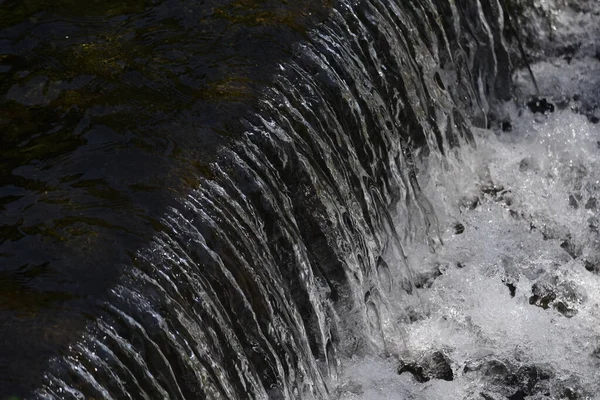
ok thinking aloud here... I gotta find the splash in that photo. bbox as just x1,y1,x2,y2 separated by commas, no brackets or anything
336,38,600,400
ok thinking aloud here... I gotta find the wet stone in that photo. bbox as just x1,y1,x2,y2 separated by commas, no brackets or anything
527,97,555,114
504,281,517,297
414,266,443,289
569,194,579,209
464,356,557,397
519,157,533,172
454,223,465,235
397,351,453,382
554,301,578,318
591,345,600,359
461,196,479,210
560,238,578,259
509,209,521,219
588,217,599,233
529,292,556,310
585,197,597,210
528,278,584,317
481,183,505,197
564,387,580,400
507,389,527,400
463,357,511,382
480,392,508,400
584,260,597,272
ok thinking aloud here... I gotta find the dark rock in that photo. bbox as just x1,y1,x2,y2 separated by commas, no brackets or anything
554,301,577,318
505,281,517,297
560,238,578,259
519,157,534,172
501,120,513,132
414,266,443,289
426,351,454,381
465,356,585,398
559,43,579,63
569,194,579,209
584,260,596,272
398,363,429,383
528,278,583,317
495,364,553,398
454,223,465,234
588,217,599,233
529,282,556,309
481,183,505,197
461,196,479,210
529,294,554,309
585,197,597,210
507,389,526,400
398,351,453,382
564,387,580,399
480,392,506,400
527,97,555,114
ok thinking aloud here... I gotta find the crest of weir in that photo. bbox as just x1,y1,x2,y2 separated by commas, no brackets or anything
33,0,512,398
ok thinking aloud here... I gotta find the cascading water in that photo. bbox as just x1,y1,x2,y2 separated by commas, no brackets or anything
20,0,508,398
1,0,598,398
336,1,600,399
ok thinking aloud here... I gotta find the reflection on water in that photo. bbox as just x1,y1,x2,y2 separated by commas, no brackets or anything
0,0,329,395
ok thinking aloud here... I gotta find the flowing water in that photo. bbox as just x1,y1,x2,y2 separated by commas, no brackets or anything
337,2,600,398
1,0,599,398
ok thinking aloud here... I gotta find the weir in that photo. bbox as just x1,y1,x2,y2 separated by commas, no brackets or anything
29,0,508,397
2,0,597,398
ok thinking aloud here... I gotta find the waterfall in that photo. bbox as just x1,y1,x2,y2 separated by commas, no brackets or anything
20,0,515,398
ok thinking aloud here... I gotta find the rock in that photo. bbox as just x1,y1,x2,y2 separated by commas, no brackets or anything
563,387,580,399
569,194,579,209
585,197,597,210
413,265,443,289
480,392,508,400
463,356,558,398
507,389,527,400
454,223,465,234
504,281,517,297
528,277,584,318
464,357,511,386
461,196,479,210
584,259,597,272
398,351,453,382
527,97,555,114
519,157,534,172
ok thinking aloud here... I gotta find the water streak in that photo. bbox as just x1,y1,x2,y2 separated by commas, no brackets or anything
32,0,511,397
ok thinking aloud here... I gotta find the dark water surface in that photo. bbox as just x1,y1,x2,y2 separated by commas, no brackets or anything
0,0,330,395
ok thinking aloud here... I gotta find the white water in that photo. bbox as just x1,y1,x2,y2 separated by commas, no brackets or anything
335,53,600,399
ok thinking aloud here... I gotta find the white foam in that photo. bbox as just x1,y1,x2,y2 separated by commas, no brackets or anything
335,66,600,398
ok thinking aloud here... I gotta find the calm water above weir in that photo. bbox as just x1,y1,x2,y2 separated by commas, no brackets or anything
0,1,330,394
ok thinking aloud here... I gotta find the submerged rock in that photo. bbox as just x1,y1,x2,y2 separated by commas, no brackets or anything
527,97,555,114
464,356,556,398
528,276,585,318
397,351,453,382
